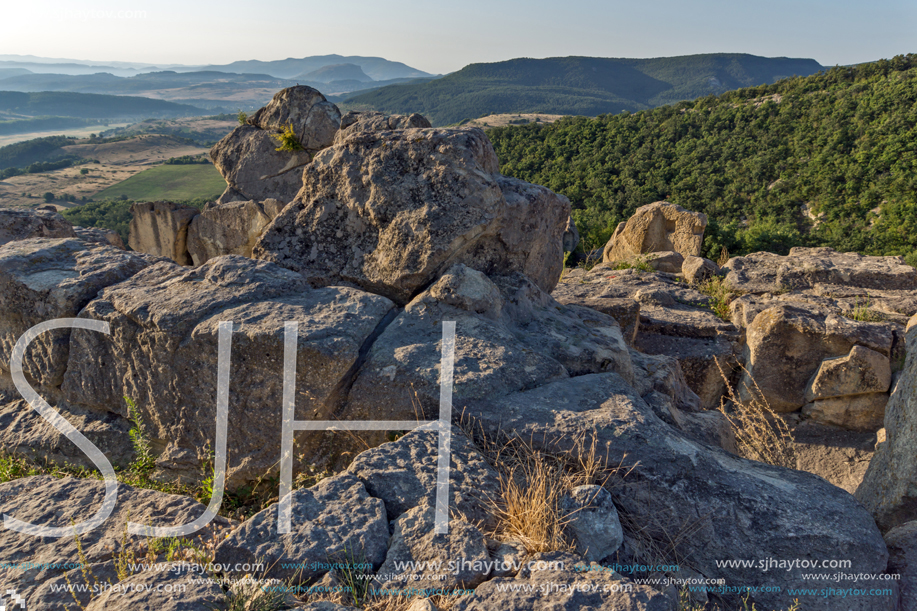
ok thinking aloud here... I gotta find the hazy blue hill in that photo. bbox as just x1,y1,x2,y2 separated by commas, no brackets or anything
0,91,205,119
342,53,824,125
297,63,373,83
195,55,432,81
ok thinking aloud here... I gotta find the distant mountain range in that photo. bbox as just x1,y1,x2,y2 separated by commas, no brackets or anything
342,53,824,125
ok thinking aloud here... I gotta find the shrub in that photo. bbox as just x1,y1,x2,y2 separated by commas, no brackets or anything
272,122,304,152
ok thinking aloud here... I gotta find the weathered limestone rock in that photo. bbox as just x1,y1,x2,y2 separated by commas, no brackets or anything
375,505,491,589
128,201,200,265
603,202,707,262
253,127,570,305
741,304,895,412
885,521,917,611
803,393,889,431
73,225,126,249
211,86,341,204
464,373,891,611
682,255,719,283
0,476,231,604
552,281,641,345
186,200,281,266
347,426,500,528
85,563,227,611
452,551,676,611
340,265,634,450
28,561,120,611
214,473,389,584
60,256,396,485
723,247,917,294
560,485,623,562
0,208,75,246
336,110,432,142
858,323,917,530
805,345,891,401
641,250,685,273
0,237,153,386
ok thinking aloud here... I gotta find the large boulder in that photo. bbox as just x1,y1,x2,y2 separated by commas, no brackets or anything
0,237,153,387
741,304,895,412
210,86,341,204
253,126,570,305
0,208,75,247
464,373,892,611
885,521,917,611
602,202,707,262
128,201,200,265
336,110,432,142
186,199,284,266
857,322,917,531
213,473,389,584
60,256,396,485
0,476,231,605
723,247,917,294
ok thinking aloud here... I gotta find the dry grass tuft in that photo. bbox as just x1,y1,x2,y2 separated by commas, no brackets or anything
715,359,796,469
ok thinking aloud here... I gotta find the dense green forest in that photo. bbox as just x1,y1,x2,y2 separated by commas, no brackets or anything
343,54,822,125
487,55,917,260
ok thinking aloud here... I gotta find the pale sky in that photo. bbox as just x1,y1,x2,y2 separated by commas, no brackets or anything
0,0,914,74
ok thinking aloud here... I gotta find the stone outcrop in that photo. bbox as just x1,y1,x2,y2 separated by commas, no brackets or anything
602,202,707,262
337,110,432,142
186,199,284,266
73,225,126,249
128,201,200,265
60,256,396,485
885,521,917,611
559,485,623,562
562,216,580,253
857,320,917,531
682,255,719,283
0,208,76,246
253,126,571,305
211,86,341,204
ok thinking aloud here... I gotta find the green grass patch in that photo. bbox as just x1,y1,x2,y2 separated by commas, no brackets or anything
92,163,225,202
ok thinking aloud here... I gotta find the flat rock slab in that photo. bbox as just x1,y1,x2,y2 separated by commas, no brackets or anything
0,209,75,247
0,476,231,603
60,256,395,485
213,473,388,584
0,237,152,387
84,563,226,611
463,373,891,611
347,425,500,529
793,421,876,493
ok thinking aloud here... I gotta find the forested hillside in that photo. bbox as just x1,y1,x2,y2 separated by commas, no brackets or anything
488,55,917,260
343,54,822,125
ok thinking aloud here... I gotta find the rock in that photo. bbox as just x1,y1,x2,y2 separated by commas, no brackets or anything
641,251,685,273
858,324,917,529
28,561,119,611
405,599,439,611
803,394,888,431
602,202,707,262
214,473,389,584
551,286,640,346
682,255,719,283
73,225,126,249
489,540,527,578
741,304,895,412
451,551,676,611
805,345,891,401
211,86,341,204
340,266,634,449
336,110,432,141
723,247,917,294
229,578,298,611
884,521,917,611
375,505,491,589
0,237,153,387
128,201,200,265
0,398,134,471
562,216,580,253
559,485,623,562
628,349,701,413
292,603,360,611
464,373,891,611
793,421,876,493
0,208,76,246
253,126,570,305
0,476,231,603
186,200,279,266
60,256,396,485
84,562,226,611
347,426,500,528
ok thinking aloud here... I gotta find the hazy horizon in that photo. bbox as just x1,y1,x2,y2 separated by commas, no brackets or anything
1,0,914,75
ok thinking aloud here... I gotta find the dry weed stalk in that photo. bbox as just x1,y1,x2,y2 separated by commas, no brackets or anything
715,358,796,468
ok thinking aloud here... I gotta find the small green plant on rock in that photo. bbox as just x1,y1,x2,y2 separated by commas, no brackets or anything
125,397,155,476
272,122,304,152
237,110,248,125
697,275,738,321
613,256,653,273
843,297,885,323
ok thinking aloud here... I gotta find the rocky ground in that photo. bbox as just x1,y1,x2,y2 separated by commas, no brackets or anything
0,85,915,611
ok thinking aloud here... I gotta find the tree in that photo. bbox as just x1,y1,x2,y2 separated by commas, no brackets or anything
43,192,54,203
